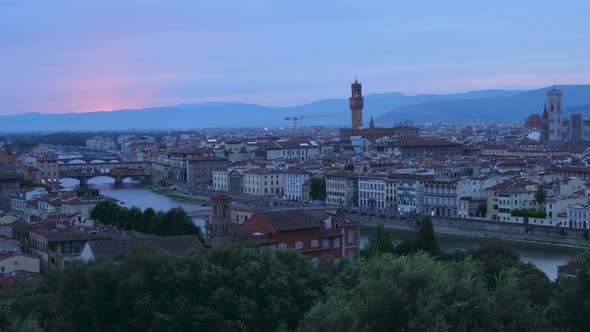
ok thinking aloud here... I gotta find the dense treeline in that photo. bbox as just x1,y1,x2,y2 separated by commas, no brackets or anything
90,201,204,242
0,245,328,331
2,221,590,331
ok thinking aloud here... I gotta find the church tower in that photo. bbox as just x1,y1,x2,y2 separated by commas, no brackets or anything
209,193,232,246
547,87,563,141
349,77,364,130
541,104,549,143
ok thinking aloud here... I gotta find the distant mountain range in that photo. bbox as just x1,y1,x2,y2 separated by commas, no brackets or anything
1,85,589,132
377,85,590,124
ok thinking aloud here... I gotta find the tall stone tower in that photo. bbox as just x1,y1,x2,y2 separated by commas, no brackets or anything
547,87,563,141
541,105,549,143
209,193,232,246
349,77,364,130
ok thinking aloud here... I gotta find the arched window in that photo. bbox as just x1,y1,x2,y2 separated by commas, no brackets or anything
348,230,355,243
311,257,319,267
295,241,303,249
310,240,318,248
278,243,287,250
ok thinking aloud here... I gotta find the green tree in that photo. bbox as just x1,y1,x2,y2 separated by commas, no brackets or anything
477,203,487,217
535,186,547,207
414,217,440,255
546,250,590,331
90,203,204,242
90,200,118,222
361,223,395,258
301,253,494,332
141,207,156,233
470,246,520,286
309,177,326,201
128,207,143,231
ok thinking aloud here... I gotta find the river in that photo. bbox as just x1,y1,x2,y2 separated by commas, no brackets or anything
61,177,581,280
60,177,210,229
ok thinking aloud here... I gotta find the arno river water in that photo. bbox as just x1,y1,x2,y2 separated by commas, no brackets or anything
61,177,583,280
60,177,210,230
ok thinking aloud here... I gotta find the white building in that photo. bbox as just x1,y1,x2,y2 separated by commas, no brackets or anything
283,170,311,201
456,176,508,218
392,174,432,214
254,140,320,161
567,204,590,229
423,179,458,217
358,175,387,209
86,137,116,151
10,188,47,219
326,172,358,207
486,179,540,222
212,169,228,191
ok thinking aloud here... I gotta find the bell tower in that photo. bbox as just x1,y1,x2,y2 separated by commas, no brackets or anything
349,77,364,130
209,193,232,246
547,87,563,141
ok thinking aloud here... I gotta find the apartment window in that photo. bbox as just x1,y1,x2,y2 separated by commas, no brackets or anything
311,240,318,248
348,230,355,243
295,241,303,249
278,243,287,250
322,239,329,248
311,257,319,266
334,238,340,248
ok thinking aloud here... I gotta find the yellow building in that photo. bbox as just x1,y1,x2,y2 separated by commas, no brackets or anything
0,252,40,274
243,169,284,197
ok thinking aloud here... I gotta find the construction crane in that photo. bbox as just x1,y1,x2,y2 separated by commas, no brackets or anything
284,115,339,138
284,116,304,137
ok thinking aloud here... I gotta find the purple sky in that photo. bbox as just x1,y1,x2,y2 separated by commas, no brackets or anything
1,0,589,115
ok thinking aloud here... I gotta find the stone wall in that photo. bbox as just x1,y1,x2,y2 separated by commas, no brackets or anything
343,211,590,248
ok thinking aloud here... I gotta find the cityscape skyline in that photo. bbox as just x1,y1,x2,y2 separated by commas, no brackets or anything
1,1,589,115
3,3,590,330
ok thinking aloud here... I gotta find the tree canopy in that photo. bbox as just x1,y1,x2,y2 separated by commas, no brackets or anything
414,217,440,255
90,200,204,243
1,233,590,331
309,177,326,201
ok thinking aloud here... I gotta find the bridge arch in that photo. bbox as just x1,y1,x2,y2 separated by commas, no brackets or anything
90,160,106,164
60,175,133,186
58,161,151,187
67,159,86,164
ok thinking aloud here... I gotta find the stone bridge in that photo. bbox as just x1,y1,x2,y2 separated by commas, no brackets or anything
58,162,151,186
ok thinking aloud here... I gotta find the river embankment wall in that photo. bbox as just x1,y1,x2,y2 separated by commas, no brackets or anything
346,212,590,249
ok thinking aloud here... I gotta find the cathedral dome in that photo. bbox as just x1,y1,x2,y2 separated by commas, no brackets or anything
524,114,543,128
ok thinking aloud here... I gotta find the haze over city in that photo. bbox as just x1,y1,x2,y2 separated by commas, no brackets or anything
1,0,590,115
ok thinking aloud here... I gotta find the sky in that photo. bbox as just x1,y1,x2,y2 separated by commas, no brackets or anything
1,0,589,115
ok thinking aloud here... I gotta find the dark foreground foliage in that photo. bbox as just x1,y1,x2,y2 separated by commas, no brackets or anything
2,238,590,331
